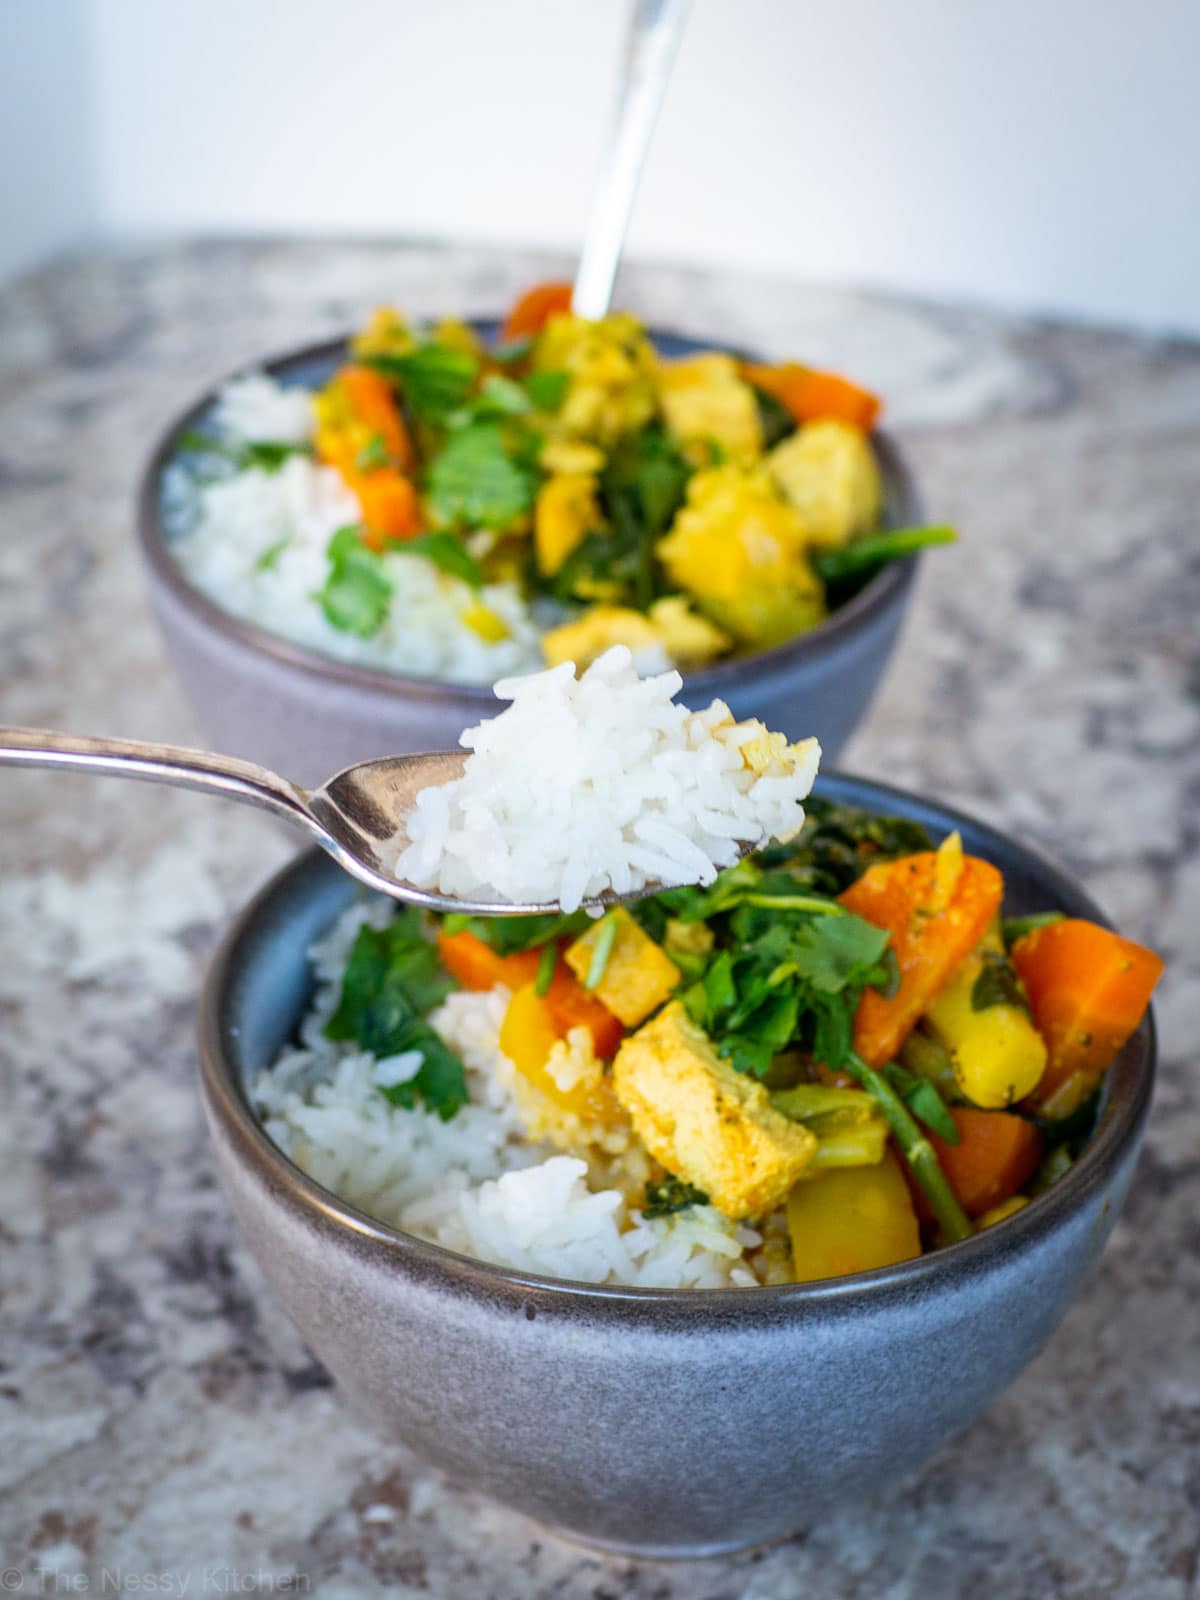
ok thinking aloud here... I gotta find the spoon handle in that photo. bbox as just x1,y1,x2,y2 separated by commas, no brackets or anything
0,726,314,830
571,0,691,320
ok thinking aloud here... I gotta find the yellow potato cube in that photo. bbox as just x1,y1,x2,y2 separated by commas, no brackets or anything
565,909,681,1028
542,607,663,670
658,353,764,464
657,466,825,648
767,419,882,549
612,1002,817,1218
787,1150,920,1282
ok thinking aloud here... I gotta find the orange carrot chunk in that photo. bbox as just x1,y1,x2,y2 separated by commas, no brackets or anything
352,469,420,547
502,280,574,343
929,1109,1042,1219
840,847,1004,1068
1012,919,1163,1119
435,928,625,1059
541,965,626,1060
436,928,544,993
742,360,882,432
337,364,414,471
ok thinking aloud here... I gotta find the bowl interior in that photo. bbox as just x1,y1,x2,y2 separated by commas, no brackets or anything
203,772,1156,1302
143,322,920,703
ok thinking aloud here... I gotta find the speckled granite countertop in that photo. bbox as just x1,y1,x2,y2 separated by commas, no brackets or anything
0,242,1196,1598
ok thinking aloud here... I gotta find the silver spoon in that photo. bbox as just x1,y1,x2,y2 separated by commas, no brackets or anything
571,0,691,319
0,727,750,917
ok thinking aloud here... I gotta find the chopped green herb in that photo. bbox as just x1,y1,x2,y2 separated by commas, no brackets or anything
255,536,290,572
316,526,392,637
427,423,534,530
364,343,480,426
175,430,308,474
324,910,467,1120
642,1175,708,1218
534,941,558,996
440,909,588,956
584,915,619,990
524,369,570,412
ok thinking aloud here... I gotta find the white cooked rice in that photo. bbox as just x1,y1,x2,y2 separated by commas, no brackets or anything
252,900,761,1289
397,646,821,912
166,373,545,684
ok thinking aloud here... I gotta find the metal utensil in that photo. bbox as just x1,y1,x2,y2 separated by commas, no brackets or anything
0,727,748,916
571,0,691,319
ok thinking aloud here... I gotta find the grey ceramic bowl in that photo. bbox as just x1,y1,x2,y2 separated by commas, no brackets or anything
197,774,1154,1557
139,326,922,787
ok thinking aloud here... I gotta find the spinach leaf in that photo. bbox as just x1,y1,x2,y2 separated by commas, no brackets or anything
316,526,392,636
751,384,795,449
782,798,934,895
547,426,690,610
325,912,467,1120
642,1175,708,1218
971,949,1030,1014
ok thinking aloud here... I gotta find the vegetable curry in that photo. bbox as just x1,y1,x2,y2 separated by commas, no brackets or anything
323,799,1162,1283
181,282,954,670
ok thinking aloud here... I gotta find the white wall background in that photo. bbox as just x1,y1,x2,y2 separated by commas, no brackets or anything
3,0,1198,332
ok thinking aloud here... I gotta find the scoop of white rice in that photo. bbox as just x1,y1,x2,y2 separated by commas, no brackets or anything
252,902,761,1288
212,371,316,445
397,646,821,912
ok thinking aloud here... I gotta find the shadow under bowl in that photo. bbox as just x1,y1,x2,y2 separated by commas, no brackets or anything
139,325,922,786
197,772,1155,1557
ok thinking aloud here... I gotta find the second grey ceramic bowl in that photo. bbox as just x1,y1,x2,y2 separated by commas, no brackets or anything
139,327,922,787
197,775,1155,1557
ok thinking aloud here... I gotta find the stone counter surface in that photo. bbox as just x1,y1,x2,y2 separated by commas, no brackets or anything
0,242,1196,1598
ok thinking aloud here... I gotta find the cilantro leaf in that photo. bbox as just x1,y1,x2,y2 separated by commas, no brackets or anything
325,912,467,1120
524,369,570,412
364,344,480,426
316,526,392,636
395,531,483,588
427,423,534,530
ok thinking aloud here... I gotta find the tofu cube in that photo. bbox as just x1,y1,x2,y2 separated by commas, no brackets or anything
565,909,681,1027
612,1001,817,1218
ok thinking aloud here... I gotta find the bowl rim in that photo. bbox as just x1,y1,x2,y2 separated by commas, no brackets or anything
198,771,1156,1321
137,325,921,706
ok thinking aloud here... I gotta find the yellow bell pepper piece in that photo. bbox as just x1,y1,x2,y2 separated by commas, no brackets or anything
534,472,601,577
499,983,623,1126
787,1149,921,1282
459,600,511,643
924,919,1048,1109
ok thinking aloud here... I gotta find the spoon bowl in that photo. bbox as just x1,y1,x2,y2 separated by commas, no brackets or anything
0,727,754,916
